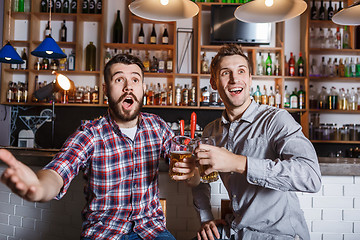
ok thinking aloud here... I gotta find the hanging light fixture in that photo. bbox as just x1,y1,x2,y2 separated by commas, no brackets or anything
332,1,360,26
31,2,66,59
234,0,307,23
128,0,199,21
0,0,24,64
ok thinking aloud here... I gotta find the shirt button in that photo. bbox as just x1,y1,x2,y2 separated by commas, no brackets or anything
233,194,236,198
134,184,137,188
231,172,234,175
230,128,234,132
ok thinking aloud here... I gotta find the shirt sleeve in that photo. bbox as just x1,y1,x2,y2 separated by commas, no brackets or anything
158,117,175,162
246,110,322,193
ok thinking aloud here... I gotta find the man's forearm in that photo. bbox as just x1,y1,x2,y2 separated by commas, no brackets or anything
36,169,64,202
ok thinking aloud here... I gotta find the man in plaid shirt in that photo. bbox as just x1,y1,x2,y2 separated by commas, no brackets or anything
0,54,195,239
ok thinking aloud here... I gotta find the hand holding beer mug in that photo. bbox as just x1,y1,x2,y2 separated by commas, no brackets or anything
169,136,194,179
196,136,219,183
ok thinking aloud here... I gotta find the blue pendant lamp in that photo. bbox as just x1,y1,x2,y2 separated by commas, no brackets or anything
0,42,24,64
31,2,66,59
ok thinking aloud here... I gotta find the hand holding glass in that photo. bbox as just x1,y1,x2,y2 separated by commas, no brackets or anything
196,136,219,183
169,136,194,179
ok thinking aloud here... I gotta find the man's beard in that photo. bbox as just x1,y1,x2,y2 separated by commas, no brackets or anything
108,92,143,122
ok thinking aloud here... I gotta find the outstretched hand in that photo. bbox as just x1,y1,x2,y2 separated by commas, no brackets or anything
0,149,44,202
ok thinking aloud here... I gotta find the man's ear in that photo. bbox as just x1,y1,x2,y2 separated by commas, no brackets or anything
210,77,217,90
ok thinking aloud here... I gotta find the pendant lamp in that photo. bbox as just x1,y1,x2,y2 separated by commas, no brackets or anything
332,1,360,26
31,3,66,59
0,42,24,64
234,0,307,23
0,0,24,64
129,0,199,21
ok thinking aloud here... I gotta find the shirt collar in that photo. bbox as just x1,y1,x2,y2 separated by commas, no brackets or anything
105,110,143,133
221,100,258,124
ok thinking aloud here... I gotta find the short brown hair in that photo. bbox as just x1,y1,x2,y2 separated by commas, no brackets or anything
210,44,252,82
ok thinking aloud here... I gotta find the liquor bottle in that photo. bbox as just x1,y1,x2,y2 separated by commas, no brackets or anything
342,26,350,49
62,0,69,13
20,48,27,70
60,20,67,42
253,85,261,104
147,83,154,105
175,84,182,106
327,0,334,20
150,24,157,44
290,88,299,109
150,56,159,72
274,53,280,76
349,87,358,110
34,58,41,70
82,0,89,13
189,84,197,106
201,52,210,74
318,86,327,109
158,52,165,73
338,58,345,77
154,83,161,105
167,84,173,106
104,48,111,65
309,85,318,109
162,25,169,44
275,84,281,108
297,52,304,76
55,0,62,13
96,0,102,14
59,50,67,71
356,58,360,77
200,86,210,106
181,84,189,106
350,58,356,77
89,0,95,13
44,21,52,37
283,85,290,108
68,51,75,71
320,56,327,77
310,0,317,20
161,84,167,106
288,52,295,76
318,0,325,20
327,28,336,49
335,27,341,49
138,23,145,44
337,0,343,12
143,51,150,72
318,27,325,48
268,86,275,107
265,52,272,76
333,58,339,76
91,85,99,104
327,86,338,109
71,0,77,13
166,50,173,73
344,58,350,77
40,0,48,12
85,42,96,71
327,57,335,76
298,85,306,109
257,52,264,75
42,58,49,70
18,0,24,12
261,85,268,105
112,10,123,43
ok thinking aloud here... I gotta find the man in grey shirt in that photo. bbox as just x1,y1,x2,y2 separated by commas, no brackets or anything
188,44,322,240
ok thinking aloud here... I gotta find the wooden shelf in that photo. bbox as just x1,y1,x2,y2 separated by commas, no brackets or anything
311,140,360,144
309,76,360,82
309,48,360,55
104,43,174,51
309,109,360,114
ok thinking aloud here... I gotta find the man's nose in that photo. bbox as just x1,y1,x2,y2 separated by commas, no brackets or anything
123,79,133,92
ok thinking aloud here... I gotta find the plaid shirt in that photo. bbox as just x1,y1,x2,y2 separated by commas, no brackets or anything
44,112,174,239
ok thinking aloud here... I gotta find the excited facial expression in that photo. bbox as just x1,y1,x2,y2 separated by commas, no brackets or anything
211,55,252,114
105,63,145,123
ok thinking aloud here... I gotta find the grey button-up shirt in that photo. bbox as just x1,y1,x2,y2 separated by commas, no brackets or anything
192,100,322,240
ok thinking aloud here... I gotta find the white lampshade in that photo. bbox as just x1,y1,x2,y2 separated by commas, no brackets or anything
129,0,199,21
332,1,360,26
234,0,307,23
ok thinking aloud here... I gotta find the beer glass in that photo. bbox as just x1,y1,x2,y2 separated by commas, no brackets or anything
169,135,194,178
196,136,219,183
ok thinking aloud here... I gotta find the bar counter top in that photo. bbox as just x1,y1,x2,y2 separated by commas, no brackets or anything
1,147,360,176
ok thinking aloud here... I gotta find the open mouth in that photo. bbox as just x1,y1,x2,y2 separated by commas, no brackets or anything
122,96,135,110
229,87,243,95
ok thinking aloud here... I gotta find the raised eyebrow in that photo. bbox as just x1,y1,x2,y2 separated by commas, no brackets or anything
111,71,142,79
219,64,248,72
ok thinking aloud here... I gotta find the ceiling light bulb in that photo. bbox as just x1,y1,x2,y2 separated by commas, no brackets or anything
265,0,274,7
46,50,54,54
5,57,11,60
160,0,169,6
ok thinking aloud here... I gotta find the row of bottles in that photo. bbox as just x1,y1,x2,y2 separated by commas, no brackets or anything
10,48,28,70
309,26,351,49
40,0,101,14
310,56,360,78
251,85,306,109
309,85,360,110
310,0,342,20
43,20,68,42
6,81,28,103
137,24,169,45
143,83,174,106
12,0,31,12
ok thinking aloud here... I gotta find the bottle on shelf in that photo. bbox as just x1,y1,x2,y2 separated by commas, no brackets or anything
68,51,76,71
356,58,360,77
261,85,268,105
85,42,96,71
42,58,49,70
274,53,280,76
166,50,173,73
327,57,335,77
290,88,299,109
337,0,343,12
319,86,328,109
150,24,157,44
162,25,169,45
268,86,275,107
328,86,338,109
309,85,318,109
318,0,325,20
318,27,326,48
338,88,348,110
175,84,181,106
158,52,166,73
150,56,159,72
298,85,306,109
257,52,264,75
89,0,96,13
189,84,197,106
34,58,41,70
113,10,123,43
200,86,210,106
104,48,111,65
6,82,13,103
167,84,173,106
335,27,342,49
327,0,334,20
181,84,189,106
45,21,52,37
342,26,350,49
160,84,167,106
201,52,210,74
283,85,290,108
143,51,150,72
327,28,336,49
147,83,154,105
338,58,345,77
344,58,350,77
275,84,281,108
320,56,327,77
20,48,27,70
349,87,358,110
297,52,304,76
60,20,67,42
59,51,67,71
265,52,272,76
96,0,102,14
310,0,317,20
40,0,48,12
18,0,24,12
71,0,77,13
138,23,145,44
288,52,295,76
55,0,62,13
333,58,339,76
253,85,261,104
350,58,356,77
82,0,89,13
62,0,69,13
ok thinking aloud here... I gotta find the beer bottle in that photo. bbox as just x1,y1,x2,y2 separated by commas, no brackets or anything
70,0,77,13
112,10,123,43
162,25,169,44
55,0,62,13
40,0,48,12
82,0,89,13
150,24,157,44
60,20,67,42
62,0,70,13
138,23,145,44
89,0,95,13
96,0,102,14
18,0,24,12
310,0,317,20
318,0,325,20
